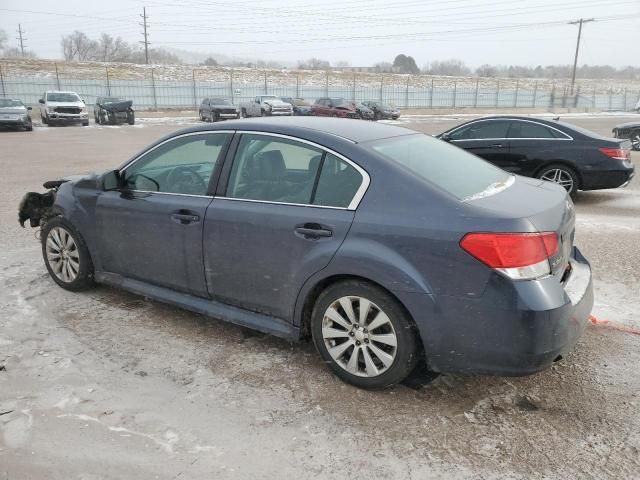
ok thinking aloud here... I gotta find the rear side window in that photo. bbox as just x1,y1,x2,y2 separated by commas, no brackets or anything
450,120,510,140
508,121,556,139
313,153,362,208
368,134,512,201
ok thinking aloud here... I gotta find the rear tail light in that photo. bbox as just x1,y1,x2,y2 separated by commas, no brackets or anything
460,232,559,280
599,147,630,161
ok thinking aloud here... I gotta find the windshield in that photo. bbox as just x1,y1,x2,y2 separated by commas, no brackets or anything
293,99,310,106
211,98,232,105
331,98,347,106
47,92,81,102
366,133,512,201
0,99,24,108
261,96,279,101
101,97,123,103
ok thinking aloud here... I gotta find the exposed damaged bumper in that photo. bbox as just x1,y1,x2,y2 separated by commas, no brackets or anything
18,180,68,227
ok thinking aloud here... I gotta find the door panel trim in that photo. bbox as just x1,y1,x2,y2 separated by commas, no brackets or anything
213,195,350,210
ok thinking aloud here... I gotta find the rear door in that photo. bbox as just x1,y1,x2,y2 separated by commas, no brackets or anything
95,131,232,296
449,119,512,167
506,120,571,175
203,132,368,321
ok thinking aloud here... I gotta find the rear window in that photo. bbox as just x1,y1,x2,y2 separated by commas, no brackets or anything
367,134,512,200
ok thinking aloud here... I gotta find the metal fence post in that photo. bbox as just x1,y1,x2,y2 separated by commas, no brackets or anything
495,80,499,108
0,64,5,97
352,73,356,102
574,85,580,108
151,68,158,111
296,73,299,98
514,79,519,108
532,81,538,108
562,86,567,108
623,88,628,111
608,89,612,111
550,81,555,109
404,75,410,108
105,66,111,96
230,69,234,101
55,63,61,90
429,78,434,108
452,81,457,108
264,71,268,94
592,86,596,109
192,69,197,111
325,70,329,96
379,74,383,102
474,78,479,108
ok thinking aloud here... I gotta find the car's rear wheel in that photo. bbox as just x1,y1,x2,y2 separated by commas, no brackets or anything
240,108,247,118
537,164,579,197
41,218,94,291
311,280,419,389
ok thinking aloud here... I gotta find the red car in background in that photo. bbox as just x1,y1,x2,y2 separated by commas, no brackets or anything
311,97,359,118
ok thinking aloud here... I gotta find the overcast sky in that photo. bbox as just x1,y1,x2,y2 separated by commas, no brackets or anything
1,0,639,67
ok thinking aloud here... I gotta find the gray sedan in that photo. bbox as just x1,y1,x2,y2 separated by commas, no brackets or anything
19,117,593,389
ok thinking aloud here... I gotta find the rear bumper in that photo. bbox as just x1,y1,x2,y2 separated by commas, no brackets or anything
396,246,593,375
581,164,634,190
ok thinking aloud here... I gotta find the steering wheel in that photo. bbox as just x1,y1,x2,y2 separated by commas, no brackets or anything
166,165,208,195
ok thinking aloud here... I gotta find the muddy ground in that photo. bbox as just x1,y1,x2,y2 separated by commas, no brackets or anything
1,114,639,479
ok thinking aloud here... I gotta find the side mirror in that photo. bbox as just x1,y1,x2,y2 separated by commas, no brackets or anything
27,106,32,110
102,170,121,191
440,133,452,143
38,98,45,104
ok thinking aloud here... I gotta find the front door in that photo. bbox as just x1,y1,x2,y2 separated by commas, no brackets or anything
95,131,231,296
203,133,367,321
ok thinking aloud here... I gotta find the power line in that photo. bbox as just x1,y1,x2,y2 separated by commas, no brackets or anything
139,7,150,64
16,23,27,56
568,18,595,94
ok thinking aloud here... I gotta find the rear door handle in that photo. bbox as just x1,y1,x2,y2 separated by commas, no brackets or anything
491,143,504,148
171,212,200,224
295,223,333,239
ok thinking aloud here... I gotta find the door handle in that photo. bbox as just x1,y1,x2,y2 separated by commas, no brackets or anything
491,143,504,148
295,223,333,239
171,212,200,224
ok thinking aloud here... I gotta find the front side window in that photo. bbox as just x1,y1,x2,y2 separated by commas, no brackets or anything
123,133,230,195
508,121,556,139
449,120,511,140
367,133,511,201
226,134,364,208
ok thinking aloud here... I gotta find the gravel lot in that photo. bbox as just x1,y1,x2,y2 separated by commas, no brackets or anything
1,114,639,479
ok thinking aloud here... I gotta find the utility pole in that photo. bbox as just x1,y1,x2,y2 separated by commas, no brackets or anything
16,24,26,57
140,7,150,64
568,18,594,95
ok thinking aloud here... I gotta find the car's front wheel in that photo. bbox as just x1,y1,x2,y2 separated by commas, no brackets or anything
537,164,579,197
311,280,419,389
41,218,94,291
631,131,640,151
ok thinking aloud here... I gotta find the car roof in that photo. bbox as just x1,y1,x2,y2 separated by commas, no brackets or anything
180,117,416,143
46,91,78,94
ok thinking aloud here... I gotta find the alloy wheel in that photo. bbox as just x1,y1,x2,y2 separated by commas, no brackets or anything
45,226,80,283
321,296,398,377
632,134,640,151
540,168,574,192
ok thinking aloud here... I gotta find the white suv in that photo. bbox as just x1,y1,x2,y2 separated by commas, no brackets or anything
38,91,89,126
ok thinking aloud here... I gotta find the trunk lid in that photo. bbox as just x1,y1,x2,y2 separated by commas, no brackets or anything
467,175,575,276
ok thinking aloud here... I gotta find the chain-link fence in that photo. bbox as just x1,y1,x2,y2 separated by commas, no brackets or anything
1,64,639,112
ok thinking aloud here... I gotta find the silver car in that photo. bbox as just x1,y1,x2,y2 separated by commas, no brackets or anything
0,98,33,131
38,91,89,127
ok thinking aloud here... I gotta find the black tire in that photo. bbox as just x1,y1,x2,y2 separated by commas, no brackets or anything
536,163,579,197
41,114,49,125
41,217,94,292
82,121,89,127
25,121,33,131
374,111,381,121
311,280,420,389
240,108,247,118
127,112,135,125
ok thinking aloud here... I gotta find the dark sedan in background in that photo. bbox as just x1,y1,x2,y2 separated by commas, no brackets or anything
95,97,135,125
199,97,239,122
280,97,313,116
19,118,592,389
0,98,33,131
612,121,640,151
439,116,634,196
361,101,400,120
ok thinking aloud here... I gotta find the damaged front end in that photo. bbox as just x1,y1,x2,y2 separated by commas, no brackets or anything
18,180,68,228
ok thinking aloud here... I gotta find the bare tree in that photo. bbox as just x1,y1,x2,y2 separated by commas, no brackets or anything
297,57,331,70
97,33,129,62
61,31,98,61
3,46,36,58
